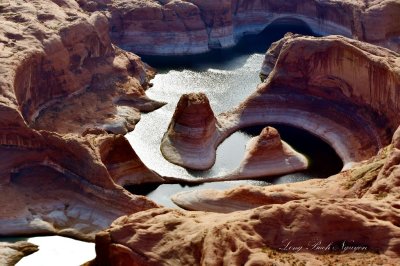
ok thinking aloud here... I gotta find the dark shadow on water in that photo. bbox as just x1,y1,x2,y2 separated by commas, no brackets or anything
127,21,333,207
140,19,318,72
124,183,161,196
125,124,343,207
186,124,343,179
241,124,343,179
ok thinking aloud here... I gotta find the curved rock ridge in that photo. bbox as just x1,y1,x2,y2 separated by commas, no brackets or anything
162,34,399,174
172,125,400,212
0,0,165,240
0,241,38,266
107,0,400,55
89,126,400,265
227,126,308,179
254,33,400,166
95,130,164,186
161,92,219,170
1,0,164,135
90,201,400,265
0,129,160,241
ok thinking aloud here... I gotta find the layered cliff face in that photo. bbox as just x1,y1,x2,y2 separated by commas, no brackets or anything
160,92,219,170
1,0,164,135
0,0,164,240
161,34,399,174
221,126,308,180
0,129,160,240
89,126,400,266
225,34,399,169
109,0,210,55
107,0,400,55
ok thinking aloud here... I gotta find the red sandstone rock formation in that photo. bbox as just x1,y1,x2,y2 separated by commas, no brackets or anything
0,0,164,135
161,34,398,176
107,0,400,55
162,107,308,176
0,242,38,266
223,126,308,179
223,34,399,170
89,126,400,266
161,92,219,170
0,129,160,240
0,0,164,240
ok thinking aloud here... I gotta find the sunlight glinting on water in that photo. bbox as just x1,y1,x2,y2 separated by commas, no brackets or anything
127,54,265,178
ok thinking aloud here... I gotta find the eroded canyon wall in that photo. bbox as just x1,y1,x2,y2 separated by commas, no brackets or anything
0,0,163,240
107,0,400,55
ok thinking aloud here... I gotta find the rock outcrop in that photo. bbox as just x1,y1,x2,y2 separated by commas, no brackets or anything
108,0,400,55
0,0,164,135
253,33,400,167
224,126,308,179
0,241,38,266
161,92,219,170
89,126,400,266
0,129,160,241
161,34,399,174
162,108,308,176
0,0,164,240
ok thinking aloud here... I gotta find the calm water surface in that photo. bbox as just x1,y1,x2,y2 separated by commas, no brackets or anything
1,23,339,265
126,23,342,207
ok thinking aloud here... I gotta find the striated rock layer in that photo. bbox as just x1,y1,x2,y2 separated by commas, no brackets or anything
0,129,160,241
161,92,219,170
0,0,164,135
0,241,38,266
225,126,308,180
172,126,400,212
0,0,164,240
108,0,400,55
162,34,400,173
89,126,400,266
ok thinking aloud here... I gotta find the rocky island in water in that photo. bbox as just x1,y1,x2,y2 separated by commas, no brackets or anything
0,0,400,265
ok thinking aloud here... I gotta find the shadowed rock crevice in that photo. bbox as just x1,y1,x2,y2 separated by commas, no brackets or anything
0,0,163,241
107,0,400,55
89,127,400,265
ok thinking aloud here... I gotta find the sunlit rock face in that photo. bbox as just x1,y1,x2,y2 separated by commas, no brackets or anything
0,129,160,241
161,34,399,176
0,0,163,240
89,126,400,266
225,126,308,179
108,0,400,55
231,33,399,169
0,242,38,266
161,92,219,170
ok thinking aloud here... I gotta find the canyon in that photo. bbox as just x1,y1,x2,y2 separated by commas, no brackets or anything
0,0,399,265
0,0,164,241
109,0,400,55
